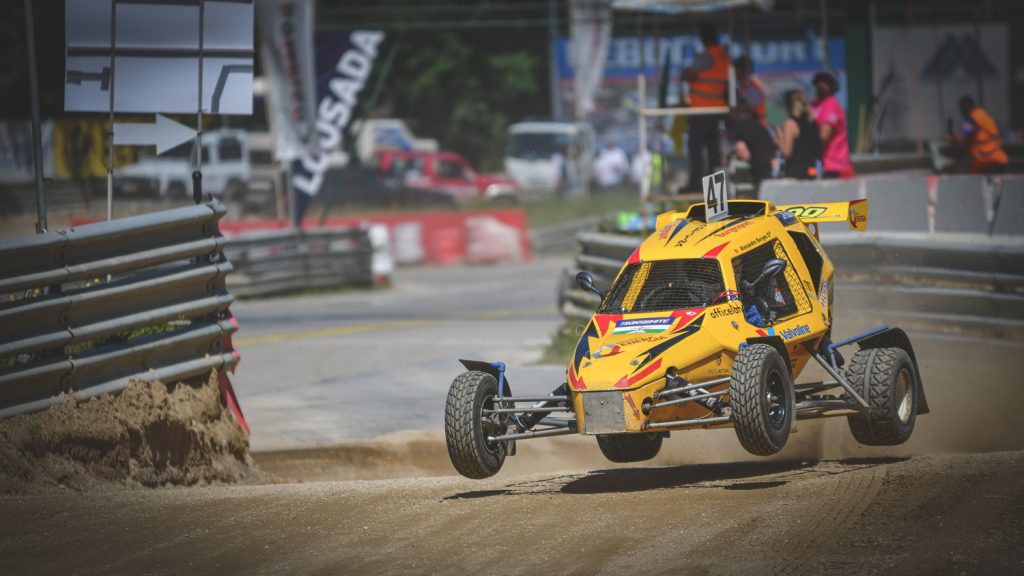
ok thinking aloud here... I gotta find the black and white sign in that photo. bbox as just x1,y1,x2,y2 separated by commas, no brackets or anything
64,0,254,115
702,170,729,222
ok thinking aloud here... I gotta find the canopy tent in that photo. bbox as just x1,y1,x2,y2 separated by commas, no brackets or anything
610,0,773,14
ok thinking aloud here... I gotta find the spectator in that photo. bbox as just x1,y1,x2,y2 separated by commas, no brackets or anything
592,140,629,188
630,147,663,190
954,95,1008,174
681,22,730,191
735,56,767,127
550,147,566,194
728,103,776,193
776,89,822,179
811,72,855,179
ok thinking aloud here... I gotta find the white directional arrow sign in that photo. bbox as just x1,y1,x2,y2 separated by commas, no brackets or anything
113,114,196,155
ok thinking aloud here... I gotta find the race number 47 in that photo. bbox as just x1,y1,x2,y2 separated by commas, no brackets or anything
702,170,729,222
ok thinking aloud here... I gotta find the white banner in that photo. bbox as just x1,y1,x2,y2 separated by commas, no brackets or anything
569,0,613,119
872,24,1009,141
257,0,318,162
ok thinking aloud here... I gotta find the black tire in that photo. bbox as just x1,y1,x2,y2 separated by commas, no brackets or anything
595,433,663,463
444,371,508,479
845,347,918,446
730,344,794,456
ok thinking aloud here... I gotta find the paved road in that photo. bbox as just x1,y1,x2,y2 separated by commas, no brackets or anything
230,256,570,451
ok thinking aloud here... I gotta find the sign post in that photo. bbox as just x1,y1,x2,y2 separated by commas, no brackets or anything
64,0,254,219
702,170,729,222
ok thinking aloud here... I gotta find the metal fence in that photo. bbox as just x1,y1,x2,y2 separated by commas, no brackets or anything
0,202,236,418
559,230,1024,342
224,228,373,297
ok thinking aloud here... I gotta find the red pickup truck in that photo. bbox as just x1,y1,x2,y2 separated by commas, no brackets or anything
375,150,519,201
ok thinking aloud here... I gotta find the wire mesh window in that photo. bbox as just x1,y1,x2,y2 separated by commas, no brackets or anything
731,240,811,325
599,259,725,314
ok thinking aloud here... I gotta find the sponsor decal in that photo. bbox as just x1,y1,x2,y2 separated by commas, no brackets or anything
658,223,675,239
775,211,798,226
617,335,666,347
593,344,623,359
625,394,643,420
739,232,771,251
613,317,675,334
710,304,743,319
780,324,811,340
673,223,707,247
783,206,827,218
714,220,753,237
663,219,690,245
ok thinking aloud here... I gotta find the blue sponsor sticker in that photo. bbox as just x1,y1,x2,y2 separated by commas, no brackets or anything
613,317,674,334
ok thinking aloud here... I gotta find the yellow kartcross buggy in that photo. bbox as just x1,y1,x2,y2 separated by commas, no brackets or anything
444,199,929,479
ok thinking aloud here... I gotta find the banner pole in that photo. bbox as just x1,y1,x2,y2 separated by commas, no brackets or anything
23,0,46,233
107,0,117,222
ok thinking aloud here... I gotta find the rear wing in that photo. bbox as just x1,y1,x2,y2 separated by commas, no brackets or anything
776,199,868,232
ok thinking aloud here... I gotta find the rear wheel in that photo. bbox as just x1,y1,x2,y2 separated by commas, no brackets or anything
444,371,508,479
845,347,918,446
596,433,663,463
730,344,794,456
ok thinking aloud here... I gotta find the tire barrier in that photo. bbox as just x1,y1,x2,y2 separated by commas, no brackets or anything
560,230,1024,342
0,202,240,419
759,174,1024,237
224,228,374,297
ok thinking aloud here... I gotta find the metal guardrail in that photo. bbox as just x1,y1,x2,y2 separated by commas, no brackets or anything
0,201,237,418
559,230,1024,341
224,228,373,297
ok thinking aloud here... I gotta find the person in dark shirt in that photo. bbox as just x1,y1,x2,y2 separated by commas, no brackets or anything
727,103,776,192
776,89,822,179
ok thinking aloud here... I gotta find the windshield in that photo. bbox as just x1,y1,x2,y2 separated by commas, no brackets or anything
600,259,726,314
506,132,571,160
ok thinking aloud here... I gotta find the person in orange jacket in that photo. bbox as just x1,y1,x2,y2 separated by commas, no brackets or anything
955,96,1009,174
681,23,730,191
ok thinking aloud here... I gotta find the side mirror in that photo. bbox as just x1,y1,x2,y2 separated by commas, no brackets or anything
742,258,787,292
760,258,787,282
576,271,605,299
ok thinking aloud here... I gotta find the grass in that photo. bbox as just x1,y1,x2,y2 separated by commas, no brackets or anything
537,320,587,365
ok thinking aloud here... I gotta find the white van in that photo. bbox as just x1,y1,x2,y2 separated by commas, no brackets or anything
504,121,594,194
116,129,250,199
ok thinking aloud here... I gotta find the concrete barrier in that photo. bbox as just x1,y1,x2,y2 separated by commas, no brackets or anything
934,176,989,234
864,175,930,232
993,176,1024,236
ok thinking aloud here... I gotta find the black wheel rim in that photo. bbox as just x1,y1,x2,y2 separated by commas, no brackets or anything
765,369,787,430
480,396,504,455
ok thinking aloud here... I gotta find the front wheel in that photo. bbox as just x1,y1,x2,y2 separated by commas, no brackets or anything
730,344,794,456
845,347,918,446
444,371,508,479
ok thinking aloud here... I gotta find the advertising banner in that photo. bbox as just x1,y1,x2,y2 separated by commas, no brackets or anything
569,0,614,119
257,0,318,162
290,30,384,199
872,24,1010,142
554,31,845,153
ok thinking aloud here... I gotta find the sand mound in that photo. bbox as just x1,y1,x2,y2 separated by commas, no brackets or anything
0,370,258,494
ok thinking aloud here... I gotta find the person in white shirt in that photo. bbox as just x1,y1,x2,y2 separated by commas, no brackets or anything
593,140,629,188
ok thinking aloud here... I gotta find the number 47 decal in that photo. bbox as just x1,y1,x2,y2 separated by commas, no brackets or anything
702,170,729,222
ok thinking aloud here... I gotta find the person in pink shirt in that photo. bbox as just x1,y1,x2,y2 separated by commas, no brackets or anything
811,72,855,179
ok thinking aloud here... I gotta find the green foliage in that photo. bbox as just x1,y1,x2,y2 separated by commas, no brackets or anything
382,28,545,171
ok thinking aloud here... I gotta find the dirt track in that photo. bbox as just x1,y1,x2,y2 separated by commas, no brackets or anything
0,450,1021,575
2,261,1023,574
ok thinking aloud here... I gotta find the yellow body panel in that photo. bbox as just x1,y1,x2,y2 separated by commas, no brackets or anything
568,200,851,435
